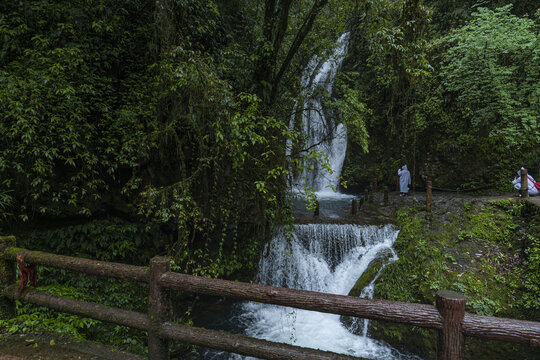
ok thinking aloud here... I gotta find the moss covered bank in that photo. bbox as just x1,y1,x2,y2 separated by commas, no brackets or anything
369,197,540,359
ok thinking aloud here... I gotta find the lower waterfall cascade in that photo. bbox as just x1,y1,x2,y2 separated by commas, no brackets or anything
200,223,424,360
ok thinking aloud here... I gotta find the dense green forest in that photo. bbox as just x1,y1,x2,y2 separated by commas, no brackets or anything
342,1,539,191
0,0,539,354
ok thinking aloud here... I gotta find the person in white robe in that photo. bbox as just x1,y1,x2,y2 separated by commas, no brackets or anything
512,168,539,196
398,165,411,196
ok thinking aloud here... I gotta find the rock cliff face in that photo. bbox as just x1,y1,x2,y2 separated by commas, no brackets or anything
356,195,540,359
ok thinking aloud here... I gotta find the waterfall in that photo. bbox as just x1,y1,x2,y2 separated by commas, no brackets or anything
228,224,421,360
194,34,423,360
196,225,424,360
255,224,398,291
294,33,349,194
217,35,422,360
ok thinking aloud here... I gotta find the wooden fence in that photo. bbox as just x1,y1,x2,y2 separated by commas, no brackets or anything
0,236,539,360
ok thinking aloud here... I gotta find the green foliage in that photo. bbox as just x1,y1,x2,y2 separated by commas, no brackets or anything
340,0,434,189
20,218,157,264
2,219,158,352
519,235,540,311
374,208,428,302
470,297,499,316
514,204,540,314
332,83,371,153
439,5,539,144
5,219,156,353
374,200,540,358
0,0,317,282
376,201,537,319
466,206,516,244
0,293,100,339
0,281,148,353
0,0,154,220
136,45,298,278
343,2,540,191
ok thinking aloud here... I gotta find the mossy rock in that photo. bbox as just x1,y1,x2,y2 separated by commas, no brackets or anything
341,248,394,331
348,248,394,298
368,200,540,359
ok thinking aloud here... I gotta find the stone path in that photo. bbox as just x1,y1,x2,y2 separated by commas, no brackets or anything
294,190,539,225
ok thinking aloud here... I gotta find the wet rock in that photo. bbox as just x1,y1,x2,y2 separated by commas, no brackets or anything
341,248,394,332
348,248,394,298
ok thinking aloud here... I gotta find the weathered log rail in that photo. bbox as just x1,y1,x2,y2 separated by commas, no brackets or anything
3,246,149,283
0,236,539,360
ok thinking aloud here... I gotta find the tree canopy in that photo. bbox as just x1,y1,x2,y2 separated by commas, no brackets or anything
439,5,539,143
0,0,539,277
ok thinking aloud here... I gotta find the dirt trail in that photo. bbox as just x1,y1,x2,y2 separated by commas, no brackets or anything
0,333,145,360
294,190,539,224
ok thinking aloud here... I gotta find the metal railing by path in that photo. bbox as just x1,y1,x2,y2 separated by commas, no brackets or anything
0,236,538,360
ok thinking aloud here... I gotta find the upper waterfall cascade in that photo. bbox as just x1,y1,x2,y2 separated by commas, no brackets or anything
294,33,350,194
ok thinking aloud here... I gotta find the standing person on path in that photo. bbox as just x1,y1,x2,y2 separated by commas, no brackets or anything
398,165,411,196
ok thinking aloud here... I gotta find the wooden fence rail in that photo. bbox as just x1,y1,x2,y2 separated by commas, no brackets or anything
0,237,539,360
2,246,149,283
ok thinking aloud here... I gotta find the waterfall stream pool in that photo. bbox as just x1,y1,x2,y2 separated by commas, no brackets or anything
188,196,423,360
292,191,356,218
186,32,424,359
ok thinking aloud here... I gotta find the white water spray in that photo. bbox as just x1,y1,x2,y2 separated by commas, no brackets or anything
294,33,350,193
229,224,421,360
200,34,424,360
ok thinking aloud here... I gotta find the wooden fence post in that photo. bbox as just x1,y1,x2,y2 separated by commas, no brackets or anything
149,256,170,360
383,186,389,206
364,188,369,204
351,199,357,215
426,181,432,213
521,169,529,198
0,236,16,319
436,290,466,360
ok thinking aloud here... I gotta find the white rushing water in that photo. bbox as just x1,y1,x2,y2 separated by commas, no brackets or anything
199,33,424,360
227,224,422,360
294,33,350,193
